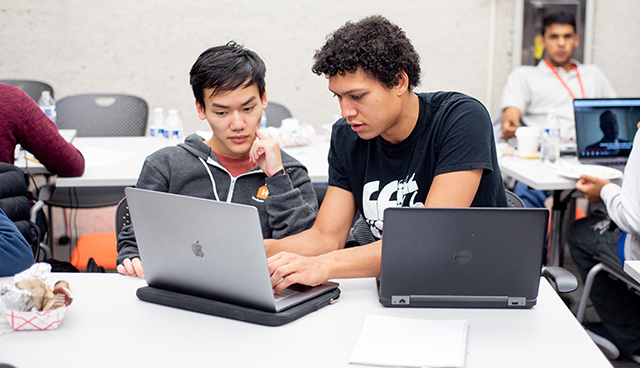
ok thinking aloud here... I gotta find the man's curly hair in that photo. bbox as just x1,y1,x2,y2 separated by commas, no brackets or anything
312,15,421,90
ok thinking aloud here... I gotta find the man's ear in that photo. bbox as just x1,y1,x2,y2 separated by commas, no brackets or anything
261,91,268,110
394,70,410,95
195,100,206,120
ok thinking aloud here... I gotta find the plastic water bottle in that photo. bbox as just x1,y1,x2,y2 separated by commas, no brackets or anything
149,107,165,138
260,111,267,130
541,109,560,164
165,109,184,141
38,91,57,124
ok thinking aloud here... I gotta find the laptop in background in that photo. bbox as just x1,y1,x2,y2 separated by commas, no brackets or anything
378,207,549,309
574,98,640,171
125,187,338,314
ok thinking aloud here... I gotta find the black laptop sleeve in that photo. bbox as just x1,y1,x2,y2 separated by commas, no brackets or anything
136,286,341,326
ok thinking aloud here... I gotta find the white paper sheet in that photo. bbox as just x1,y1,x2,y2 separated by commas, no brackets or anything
349,314,469,368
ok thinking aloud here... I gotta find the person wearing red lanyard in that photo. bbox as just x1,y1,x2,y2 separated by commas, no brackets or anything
499,11,616,142
498,11,616,209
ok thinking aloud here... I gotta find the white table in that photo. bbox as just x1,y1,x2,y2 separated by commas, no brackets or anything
281,135,330,183
0,274,611,368
499,155,580,267
498,155,579,191
55,136,175,188
624,260,640,283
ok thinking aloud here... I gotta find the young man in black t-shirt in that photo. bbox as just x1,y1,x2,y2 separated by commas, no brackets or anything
265,15,507,292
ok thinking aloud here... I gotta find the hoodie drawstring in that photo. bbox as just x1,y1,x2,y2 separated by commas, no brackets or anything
198,157,221,201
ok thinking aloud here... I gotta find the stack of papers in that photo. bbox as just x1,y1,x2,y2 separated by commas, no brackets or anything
349,314,469,368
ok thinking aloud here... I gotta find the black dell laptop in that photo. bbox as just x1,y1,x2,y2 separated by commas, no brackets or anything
378,207,549,309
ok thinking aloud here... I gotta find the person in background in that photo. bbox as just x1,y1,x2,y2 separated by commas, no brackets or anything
266,15,506,293
0,207,34,277
0,84,85,177
0,83,85,262
568,127,640,363
498,11,615,208
116,42,318,279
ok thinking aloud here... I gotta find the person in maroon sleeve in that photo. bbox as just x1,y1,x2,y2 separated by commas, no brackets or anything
0,84,85,177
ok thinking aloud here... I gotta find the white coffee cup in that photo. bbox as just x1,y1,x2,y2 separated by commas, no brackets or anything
515,127,540,158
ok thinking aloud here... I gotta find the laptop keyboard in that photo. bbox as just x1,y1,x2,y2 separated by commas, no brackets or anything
274,288,300,301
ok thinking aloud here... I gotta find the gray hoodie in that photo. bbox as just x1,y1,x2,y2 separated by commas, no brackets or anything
116,133,318,265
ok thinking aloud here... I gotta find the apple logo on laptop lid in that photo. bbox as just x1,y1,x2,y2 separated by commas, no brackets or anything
191,241,205,257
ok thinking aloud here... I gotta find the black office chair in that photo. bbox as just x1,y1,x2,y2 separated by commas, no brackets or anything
0,163,48,260
56,94,148,137
39,93,148,256
65,196,130,271
264,102,292,128
42,93,149,208
505,189,525,208
115,197,130,235
0,79,54,101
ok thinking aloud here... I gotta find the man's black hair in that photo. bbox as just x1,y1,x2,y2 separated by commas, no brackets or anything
189,41,266,110
312,15,421,90
542,11,576,35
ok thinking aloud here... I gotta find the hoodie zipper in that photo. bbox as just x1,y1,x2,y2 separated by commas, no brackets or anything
203,156,266,202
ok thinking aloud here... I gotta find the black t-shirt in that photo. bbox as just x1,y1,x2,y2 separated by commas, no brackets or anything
328,91,507,239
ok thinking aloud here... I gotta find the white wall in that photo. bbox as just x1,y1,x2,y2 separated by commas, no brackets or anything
1,0,638,134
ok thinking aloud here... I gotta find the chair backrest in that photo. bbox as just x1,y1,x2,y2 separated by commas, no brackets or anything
0,162,41,259
115,197,130,235
264,102,292,127
505,189,526,208
0,79,54,101
56,94,148,137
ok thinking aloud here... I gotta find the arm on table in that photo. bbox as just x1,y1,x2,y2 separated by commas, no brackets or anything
268,169,483,293
15,91,85,177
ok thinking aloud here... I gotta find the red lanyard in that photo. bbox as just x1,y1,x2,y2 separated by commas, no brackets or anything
545,59,585,99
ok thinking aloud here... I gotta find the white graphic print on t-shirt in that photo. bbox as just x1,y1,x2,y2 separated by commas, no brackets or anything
362,173,423,238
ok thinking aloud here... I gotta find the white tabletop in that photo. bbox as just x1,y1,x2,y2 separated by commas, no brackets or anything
498,155,580,191
55,136,175,188
281,134,330,183
0,274,610,368
624,260,640,283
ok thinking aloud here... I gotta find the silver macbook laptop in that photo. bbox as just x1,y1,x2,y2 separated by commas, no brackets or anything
125,187,338,313
574,98,640,171
378,207,549,309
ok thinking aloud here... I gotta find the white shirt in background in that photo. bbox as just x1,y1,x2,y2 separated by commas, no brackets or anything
500,60,616,139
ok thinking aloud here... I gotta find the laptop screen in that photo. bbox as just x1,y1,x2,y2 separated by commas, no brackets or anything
574,98,640,160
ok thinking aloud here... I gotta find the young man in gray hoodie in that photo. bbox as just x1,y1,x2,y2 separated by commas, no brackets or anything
117,42,318,278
